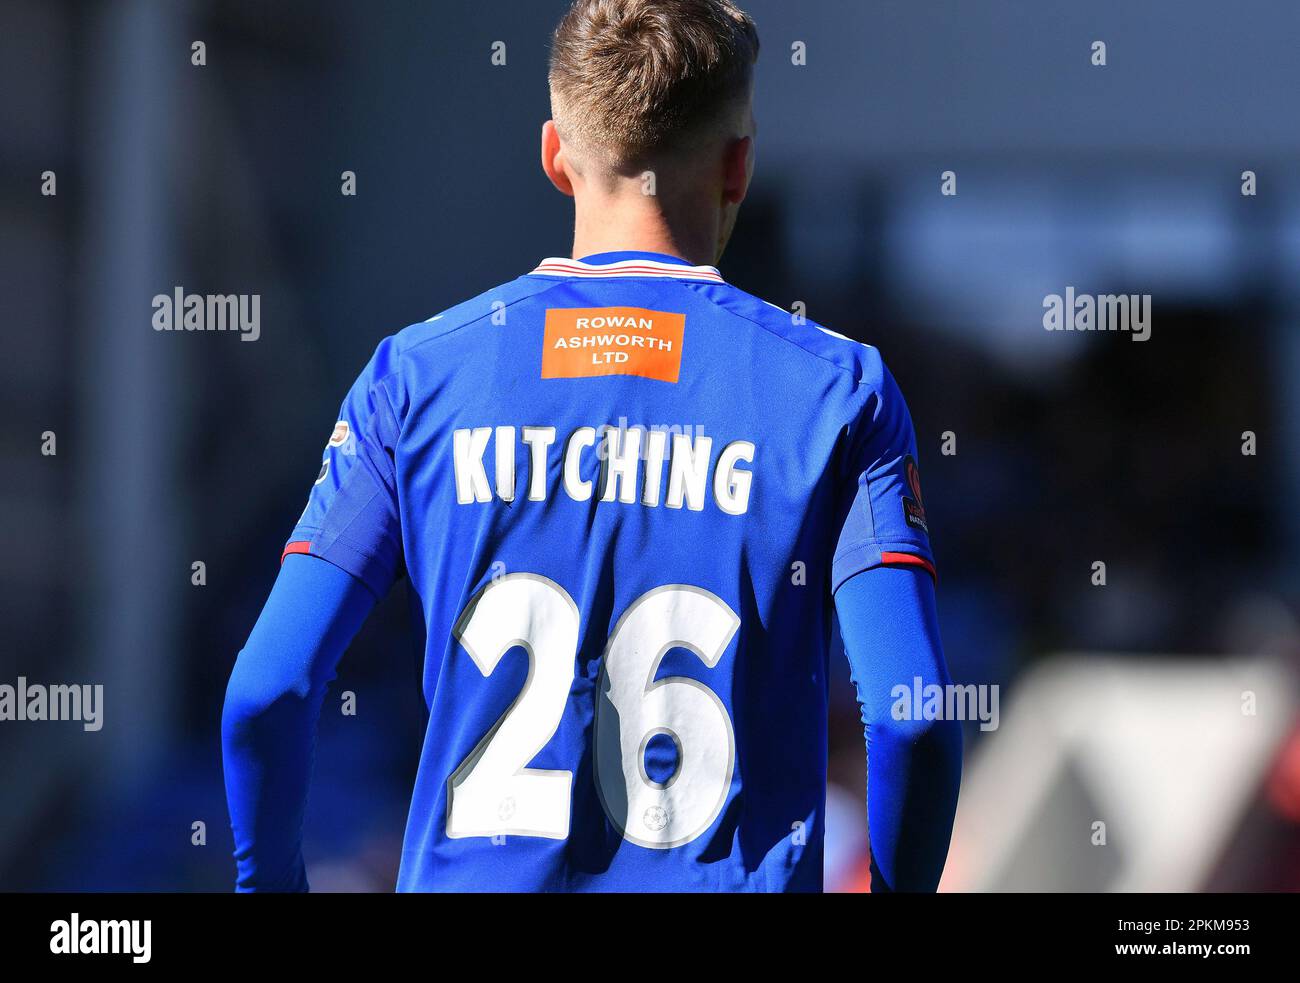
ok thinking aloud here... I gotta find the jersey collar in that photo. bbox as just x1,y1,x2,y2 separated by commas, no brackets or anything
530,250,724,282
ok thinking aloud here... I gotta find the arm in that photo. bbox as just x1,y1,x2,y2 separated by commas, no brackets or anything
835,564,962,892
221,553,377,892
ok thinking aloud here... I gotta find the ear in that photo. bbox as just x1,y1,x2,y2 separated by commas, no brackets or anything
721,134,753,206
541,121,575,198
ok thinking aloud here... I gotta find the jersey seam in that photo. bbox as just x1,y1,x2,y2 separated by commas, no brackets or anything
291,525,393,567
682,281,871,385
365,277,569,391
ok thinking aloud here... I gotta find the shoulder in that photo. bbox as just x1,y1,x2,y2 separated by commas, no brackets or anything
393,276,560,357
356,275,562,387
685,280,886,387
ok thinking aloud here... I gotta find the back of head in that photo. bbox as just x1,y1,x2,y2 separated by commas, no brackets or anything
548,0,760,173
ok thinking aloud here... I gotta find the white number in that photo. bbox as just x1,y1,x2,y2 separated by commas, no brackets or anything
594,586,739,848
446,574,578,839
446,578,739,847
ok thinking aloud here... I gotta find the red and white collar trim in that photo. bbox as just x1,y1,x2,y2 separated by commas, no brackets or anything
530,257,724,282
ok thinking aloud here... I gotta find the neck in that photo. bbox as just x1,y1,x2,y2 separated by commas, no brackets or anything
571,187,720,267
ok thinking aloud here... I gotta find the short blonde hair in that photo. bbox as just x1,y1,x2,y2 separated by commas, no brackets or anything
549,0,760,168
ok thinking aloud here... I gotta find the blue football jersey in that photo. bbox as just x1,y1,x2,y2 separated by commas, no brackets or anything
285,251,935,891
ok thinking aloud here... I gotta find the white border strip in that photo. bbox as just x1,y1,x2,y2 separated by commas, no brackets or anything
530,257,724,282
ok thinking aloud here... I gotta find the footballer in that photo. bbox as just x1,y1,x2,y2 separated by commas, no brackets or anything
222,0,961,892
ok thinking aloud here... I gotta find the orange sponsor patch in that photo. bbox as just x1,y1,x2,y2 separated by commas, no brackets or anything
542,307,685,383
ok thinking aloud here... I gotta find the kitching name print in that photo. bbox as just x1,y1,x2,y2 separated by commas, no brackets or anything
453,425,755,515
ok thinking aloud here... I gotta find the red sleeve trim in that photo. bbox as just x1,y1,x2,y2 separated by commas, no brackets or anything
880,551,937,582
281,540,312,564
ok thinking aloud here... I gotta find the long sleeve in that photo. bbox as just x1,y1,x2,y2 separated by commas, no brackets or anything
221,553,377,891
834,565,962,892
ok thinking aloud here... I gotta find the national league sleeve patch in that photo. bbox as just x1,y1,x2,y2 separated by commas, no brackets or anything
901,454,929,535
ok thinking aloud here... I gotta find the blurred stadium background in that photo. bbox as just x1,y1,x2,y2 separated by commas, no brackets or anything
2,0,1299,891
